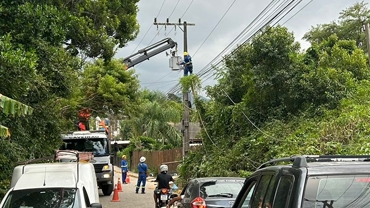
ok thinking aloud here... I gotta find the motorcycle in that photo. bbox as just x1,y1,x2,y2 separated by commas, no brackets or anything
155,188,178,208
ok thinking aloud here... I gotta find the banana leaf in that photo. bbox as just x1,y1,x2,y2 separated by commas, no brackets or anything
0,125,10,138
0,94,33,116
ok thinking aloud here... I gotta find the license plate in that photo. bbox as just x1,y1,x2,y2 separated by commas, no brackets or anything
160,195,168,200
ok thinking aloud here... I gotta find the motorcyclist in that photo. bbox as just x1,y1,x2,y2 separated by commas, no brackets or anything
153,164,174,208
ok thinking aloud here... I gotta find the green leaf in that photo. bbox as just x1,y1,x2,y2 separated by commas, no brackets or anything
0,125,10,138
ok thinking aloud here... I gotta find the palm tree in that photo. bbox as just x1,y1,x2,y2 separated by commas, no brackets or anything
120,91,183,150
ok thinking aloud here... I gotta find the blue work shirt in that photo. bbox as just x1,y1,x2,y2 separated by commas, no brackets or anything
138,162,148,174
121,159,128,171
181,55,192,66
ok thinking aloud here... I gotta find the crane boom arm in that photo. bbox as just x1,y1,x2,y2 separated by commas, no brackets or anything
123,38,177,69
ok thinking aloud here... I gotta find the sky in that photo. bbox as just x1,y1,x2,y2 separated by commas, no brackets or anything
115,0,367,97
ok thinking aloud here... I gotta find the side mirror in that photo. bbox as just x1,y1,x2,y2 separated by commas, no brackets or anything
90,203,102,208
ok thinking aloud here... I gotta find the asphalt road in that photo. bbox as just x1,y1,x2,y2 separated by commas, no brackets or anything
98,167,159,208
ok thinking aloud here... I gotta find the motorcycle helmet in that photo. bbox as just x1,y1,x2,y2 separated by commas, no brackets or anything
140,156,146,162
160,164,168,172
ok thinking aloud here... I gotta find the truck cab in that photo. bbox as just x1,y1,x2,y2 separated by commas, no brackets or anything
61,131,114,196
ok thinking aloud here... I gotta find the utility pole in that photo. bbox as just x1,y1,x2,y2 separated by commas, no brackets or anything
365,23,370,66
154,18,195,158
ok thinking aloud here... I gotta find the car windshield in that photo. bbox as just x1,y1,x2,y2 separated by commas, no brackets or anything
61,138,109,156
2,188,80,208
201,180,244,199
303,175,370,208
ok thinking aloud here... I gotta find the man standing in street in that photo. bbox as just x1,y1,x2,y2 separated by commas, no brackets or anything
136,156,148,194
121,155,128,184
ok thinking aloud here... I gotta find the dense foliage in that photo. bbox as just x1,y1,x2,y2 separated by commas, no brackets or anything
178,2,370,181
2,0,370,200
119,90,183,151
0,0,140,198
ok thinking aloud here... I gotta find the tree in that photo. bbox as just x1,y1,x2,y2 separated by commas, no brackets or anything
303,1,370,52
120,90,183,150
182,22,370,180
204,25,303,148
301,35,369,109
0,0,140,198
0,0,140,61
79,59,141,119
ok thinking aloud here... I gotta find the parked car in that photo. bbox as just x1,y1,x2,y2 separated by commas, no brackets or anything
0,150,102,208
232,155,370,208
177,177,245,208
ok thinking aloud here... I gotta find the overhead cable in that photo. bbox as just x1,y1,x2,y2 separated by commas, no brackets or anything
130,0,167,55
167,0,306,94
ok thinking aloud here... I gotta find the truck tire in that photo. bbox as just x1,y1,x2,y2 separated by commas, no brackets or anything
102,184,113,196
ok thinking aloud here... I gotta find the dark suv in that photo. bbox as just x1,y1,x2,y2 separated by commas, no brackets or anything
232,155,370,208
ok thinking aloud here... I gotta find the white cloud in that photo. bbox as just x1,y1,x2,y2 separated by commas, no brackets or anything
115,0,366,95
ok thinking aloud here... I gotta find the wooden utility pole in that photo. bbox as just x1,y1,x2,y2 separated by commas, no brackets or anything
154,18,195,158
365,23,370,66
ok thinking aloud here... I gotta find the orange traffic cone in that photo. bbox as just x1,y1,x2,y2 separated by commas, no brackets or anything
111,184,120,202
117,178,123,192
126,173,131,184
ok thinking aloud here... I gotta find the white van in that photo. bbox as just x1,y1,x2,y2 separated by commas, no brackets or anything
0,151,102,208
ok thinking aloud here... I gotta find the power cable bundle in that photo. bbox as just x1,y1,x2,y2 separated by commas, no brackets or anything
167,0,306,95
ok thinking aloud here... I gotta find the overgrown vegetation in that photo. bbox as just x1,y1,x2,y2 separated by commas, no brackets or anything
0,0,140,198
178,1,370,182
1,0,370,200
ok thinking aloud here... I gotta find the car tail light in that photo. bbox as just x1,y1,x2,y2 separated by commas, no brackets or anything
191,197,206,208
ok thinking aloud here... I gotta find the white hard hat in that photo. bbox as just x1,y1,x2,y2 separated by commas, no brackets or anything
140,156,146,162
160,164,168,172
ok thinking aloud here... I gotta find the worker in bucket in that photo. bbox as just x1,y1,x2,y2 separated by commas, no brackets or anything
178,51,193,76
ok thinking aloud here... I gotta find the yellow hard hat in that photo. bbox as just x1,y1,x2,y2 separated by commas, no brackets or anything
184,51,188,56
122,155,126,159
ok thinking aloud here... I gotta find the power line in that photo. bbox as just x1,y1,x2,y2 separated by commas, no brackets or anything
282,0,314,25
197,0,293,78
168,0,286,93
168,0,181,18
192,0,239,57
197,0,313,83
166,0,195,36
130,0,167,54
141,79,179,85
148,0,182,45
167,0,287,94
220,89,278,141
168,0,307,94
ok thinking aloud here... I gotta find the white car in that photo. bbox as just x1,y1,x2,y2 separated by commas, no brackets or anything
0,151,102,208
